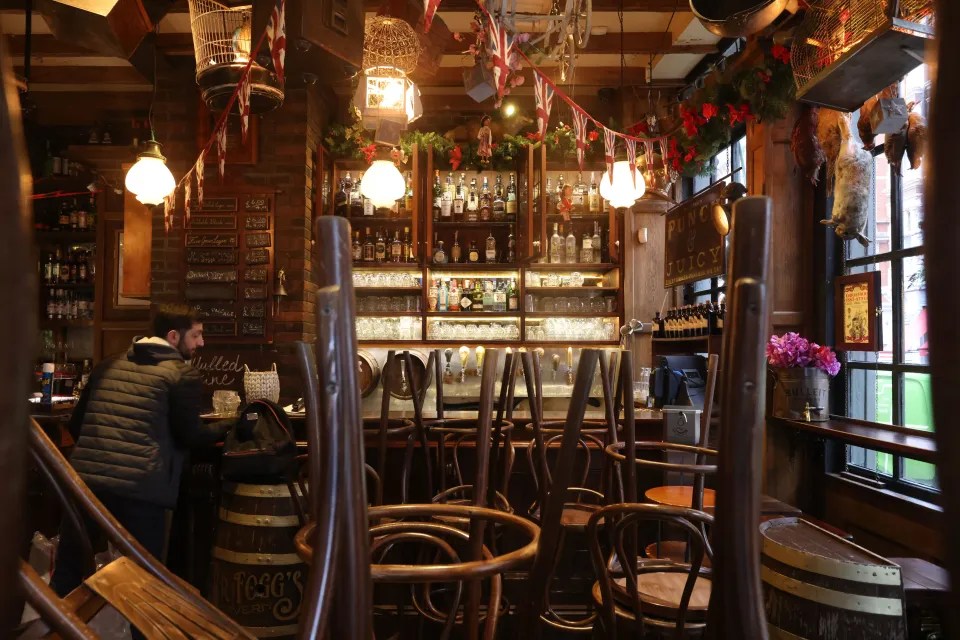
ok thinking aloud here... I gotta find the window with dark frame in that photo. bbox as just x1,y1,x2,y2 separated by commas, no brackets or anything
841,64,935,496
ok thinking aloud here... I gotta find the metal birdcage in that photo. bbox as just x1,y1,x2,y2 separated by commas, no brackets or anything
188,0,284,113
790,0,934,111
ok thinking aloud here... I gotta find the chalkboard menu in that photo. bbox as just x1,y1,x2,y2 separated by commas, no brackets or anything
185,188,275,343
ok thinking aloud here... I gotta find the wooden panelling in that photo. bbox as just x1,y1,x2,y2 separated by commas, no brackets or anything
624,199,670,372
121,163,152,299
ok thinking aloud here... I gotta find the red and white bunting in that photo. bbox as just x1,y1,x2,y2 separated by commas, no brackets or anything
571,109,589,172
184,177,192,226
603,127,617,181
163,193,173,233
625,137,637,187
238,72,251,143
424,0,442,32
534,72,554,140
195,152,205,208
216,124,227,180
487,16,514,102
266,0,286,85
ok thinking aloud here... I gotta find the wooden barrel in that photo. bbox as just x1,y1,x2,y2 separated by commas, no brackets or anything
382,349,427,400
771,367,830,421
357,349,381,398
760,517,907,640
211,482,306,639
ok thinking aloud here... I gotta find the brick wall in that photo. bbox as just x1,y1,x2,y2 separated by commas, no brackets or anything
150,61,332,402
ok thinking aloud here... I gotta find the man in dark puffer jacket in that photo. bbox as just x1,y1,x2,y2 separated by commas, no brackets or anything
51,304,231,599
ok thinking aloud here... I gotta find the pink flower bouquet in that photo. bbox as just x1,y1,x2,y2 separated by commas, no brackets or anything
766,332,840,377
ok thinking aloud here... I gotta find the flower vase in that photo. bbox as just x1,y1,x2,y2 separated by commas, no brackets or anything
770,367,830,422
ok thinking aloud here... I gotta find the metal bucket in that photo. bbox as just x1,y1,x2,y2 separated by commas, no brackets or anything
771,367,830,421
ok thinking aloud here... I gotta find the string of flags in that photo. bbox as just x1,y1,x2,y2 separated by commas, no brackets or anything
161,0,286,232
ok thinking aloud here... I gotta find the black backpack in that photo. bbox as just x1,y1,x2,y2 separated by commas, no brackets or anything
221,399,297,482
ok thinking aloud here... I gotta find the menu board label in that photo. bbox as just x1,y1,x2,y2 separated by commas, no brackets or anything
663,182,726,288
189,215,236,230
244,195,271,212
197,197,238,212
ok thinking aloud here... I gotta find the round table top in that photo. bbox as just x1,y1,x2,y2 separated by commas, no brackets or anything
644,485,716,510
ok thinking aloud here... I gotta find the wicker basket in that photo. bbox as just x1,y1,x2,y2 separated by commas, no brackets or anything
244,363,280,404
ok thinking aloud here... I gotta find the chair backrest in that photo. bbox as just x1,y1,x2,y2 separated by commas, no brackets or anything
296,216,373,639
928,17,960,630
703,196,772,640
0,32,35,635
587,503,714,639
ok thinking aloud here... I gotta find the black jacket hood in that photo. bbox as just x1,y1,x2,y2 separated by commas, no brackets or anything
127,337,185,364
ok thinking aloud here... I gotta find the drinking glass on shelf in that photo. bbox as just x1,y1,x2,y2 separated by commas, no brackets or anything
544,298,555,313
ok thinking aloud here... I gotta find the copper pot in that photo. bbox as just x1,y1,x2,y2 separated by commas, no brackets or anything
690,0,791,38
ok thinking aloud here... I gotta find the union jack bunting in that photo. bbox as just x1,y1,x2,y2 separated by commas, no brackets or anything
238,72,251,143
195,152,205,207
487,17,514,101
163,193,173,233
184,178,192,226
216,124,228,180
624,137,637,186
534,72,554,140
603,127,617,181
266,0,286,85
424,0,442,32
571,109,590,172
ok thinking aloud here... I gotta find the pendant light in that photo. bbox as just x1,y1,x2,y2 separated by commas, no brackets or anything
124,44,176,206
360,159,406,208
601,0,646,209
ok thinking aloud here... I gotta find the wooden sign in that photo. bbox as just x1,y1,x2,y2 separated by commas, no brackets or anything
186,234,238,248
242,302,266,318
185,284,237,300
186,248,238,265
245,232,271,248
664,182,726,288
835,271,883,351
245,215,270,231
197,197,238,212
204,321,237,336
186,269,238,283
189,215,236,230
243,285,267,299
245,248,270,265
193,303,237,319
244,195,271,212
241,320,265,336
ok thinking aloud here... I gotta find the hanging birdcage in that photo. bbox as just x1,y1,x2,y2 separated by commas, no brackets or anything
790,0,933,112
188,0,284,113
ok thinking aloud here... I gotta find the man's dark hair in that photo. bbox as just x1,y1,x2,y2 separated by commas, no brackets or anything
152,304,201,338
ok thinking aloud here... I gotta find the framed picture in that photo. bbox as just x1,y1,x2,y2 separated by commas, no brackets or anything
835,271,883,351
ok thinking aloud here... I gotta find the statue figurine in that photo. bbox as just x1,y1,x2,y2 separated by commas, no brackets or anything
477,115,493,165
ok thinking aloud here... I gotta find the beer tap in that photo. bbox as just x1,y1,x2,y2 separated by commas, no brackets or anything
458,346,469,383
443,348,454,384
566,346,574,385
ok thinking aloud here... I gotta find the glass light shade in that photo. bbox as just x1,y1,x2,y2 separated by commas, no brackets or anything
360,160,405,208
124,141,176,206
599,160,646,209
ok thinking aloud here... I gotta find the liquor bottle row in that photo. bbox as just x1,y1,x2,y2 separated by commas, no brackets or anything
548,222,606,264
546,172,605,216
40,141,90,179
45,288,94,321
41,248,95,285
432,231,516,265
654,302,726,339
352,227,417,263
335,171,414,218
427,278,520,313
34,196,98,233
432,171,519,222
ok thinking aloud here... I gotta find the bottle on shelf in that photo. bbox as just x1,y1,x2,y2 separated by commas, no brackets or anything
438,279,449,312
59,251,70,283
390,231,403,263
57,202,70,231
46,289,55,319
493,280,506,312
564,224,577,264
453,174,465,219
441,173,453,219
472,279,484,312
404,172,414,216
555,174,565,213
506,174,517,218
654,311,664,338
459,279,473,311
545,177,554,212
480,176,492,221
374,229,387,262
350,175,363,217
433,170,442,221
508,279,519,311
493,174,505,220
77,203,87,231
449,279,460,312
550,223,562,264
466,178,479,222
716,302,725,334
433,234,448,264
467,240,480,263
335,173,350,217
482,281,494,311
573,172,587,213
362,188,375,217
362,227,375,262
485,232,497,263
588,172,601,213
506,232,516,263
592,222,603,263
451,231,462,263
428,279,439,311
580,231,593,263
403,226,414,262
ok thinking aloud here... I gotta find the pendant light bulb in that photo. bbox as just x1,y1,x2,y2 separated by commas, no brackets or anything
360,159,406,208
599,160,646,209
124,139,175,206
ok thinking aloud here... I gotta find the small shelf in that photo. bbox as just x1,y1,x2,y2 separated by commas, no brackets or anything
433,220,516,228
354,287,422,294
652,335,719,343
526,286,619,293
427,263,520,271
357,339,425,345
357,311,421,317
425,312,521,318
527,263,619,271
40,319,94,328
41,282,95,289
35,231,97,243
352,262,423,270
344,215,413,224
525,312,620,318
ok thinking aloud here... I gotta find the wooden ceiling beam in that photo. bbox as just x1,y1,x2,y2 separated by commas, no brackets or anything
441,31,709,55
410,64,667,87
7,33,196,58
364,0,688,10
13,65,149,84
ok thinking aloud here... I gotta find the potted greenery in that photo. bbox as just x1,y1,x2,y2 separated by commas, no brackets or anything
766,332,841,422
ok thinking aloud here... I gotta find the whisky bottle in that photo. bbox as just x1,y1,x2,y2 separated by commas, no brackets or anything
565,224,577,264
374,229,387,262
550,223,562,264
506,232,516,264
508,279,519,311
493,174,506,220
403,172,413,216
390,231,403,263
433,170,442,221
433,239,448,264
467,240,480,263
453,174,465,219
506,174,517,218
573,172,587,213
352,231,362,261
466,179,479,222
403,226,413,262
441,173,453,219
451,230,462,263
588,172,600,213
485,232,497,263
480,176,492,221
